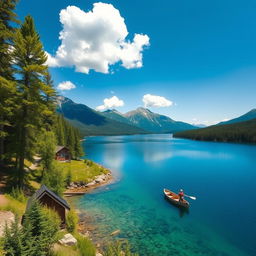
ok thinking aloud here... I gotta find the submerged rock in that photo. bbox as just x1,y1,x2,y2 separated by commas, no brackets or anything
110,229,121,236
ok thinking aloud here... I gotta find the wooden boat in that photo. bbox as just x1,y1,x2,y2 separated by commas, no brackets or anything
164,188,190,208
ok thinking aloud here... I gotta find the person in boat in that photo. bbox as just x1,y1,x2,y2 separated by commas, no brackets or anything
178,189,184,202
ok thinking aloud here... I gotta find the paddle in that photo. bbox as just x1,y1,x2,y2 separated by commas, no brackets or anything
184,194,196,200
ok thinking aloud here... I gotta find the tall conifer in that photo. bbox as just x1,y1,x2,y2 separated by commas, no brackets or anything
12,16,54,186
0,0,19,166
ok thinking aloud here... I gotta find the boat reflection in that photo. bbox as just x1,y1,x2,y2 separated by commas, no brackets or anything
164,196,189,218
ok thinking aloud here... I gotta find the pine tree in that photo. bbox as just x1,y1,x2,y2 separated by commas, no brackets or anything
73,128,84,159
0,0,19,167
12,15,54,187
42,162,65,196
3,215,23,256
38,130,56,178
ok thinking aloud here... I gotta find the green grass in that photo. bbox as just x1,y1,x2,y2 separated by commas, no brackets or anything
55,160,109,183
0,195,26,217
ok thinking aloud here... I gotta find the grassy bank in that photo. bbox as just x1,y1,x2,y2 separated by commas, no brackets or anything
55,159,109,183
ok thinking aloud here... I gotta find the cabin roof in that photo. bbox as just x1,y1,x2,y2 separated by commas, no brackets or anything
26,184,70,211
55,146,69,153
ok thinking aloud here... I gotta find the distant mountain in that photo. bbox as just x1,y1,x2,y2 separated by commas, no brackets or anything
174,118,256,144
193,124,207,128
57,97,147,136
124,107,197,133
101,109,136,126
218,109,256,125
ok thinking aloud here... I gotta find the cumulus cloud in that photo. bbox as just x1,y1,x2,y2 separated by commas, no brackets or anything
46,3,150,74
143,94,173,108
57,81,76,91
96,96,124,111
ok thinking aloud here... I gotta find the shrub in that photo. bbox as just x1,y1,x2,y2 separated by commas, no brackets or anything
103,241,138,256
65,168,72,186
84,159,93,167
9,186,26,203
0,195,26,216
66,210,78,234
76,235,96,256
42,162,65,196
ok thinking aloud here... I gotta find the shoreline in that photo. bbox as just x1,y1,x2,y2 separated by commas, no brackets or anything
63,167,117,253
64,171,114,197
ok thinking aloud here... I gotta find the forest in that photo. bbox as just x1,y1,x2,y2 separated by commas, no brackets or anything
174,119,256,144
0,0,83,189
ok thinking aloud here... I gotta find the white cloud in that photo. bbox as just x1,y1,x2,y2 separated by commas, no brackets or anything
96,96,124,111
143,94,173,108
57,81,76,91
46,3,150,74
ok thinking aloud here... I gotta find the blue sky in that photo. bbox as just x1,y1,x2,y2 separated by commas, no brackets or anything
16,0,256,125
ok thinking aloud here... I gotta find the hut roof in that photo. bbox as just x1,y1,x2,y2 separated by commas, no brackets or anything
26,184,70,211
55,146,69,153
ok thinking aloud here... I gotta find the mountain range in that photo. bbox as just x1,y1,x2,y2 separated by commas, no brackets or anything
57,97,147,136
57,97,197,136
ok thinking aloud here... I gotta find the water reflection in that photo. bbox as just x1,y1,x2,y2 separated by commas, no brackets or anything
144,151,173,162
164,196,190,218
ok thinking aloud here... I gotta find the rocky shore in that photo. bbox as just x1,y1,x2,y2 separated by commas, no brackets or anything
64,172,113,196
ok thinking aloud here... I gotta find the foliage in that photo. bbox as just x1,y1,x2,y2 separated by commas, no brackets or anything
66,210,78,234
76,234,96,256
65,168,72,186
103,241,138,256
174,118,256,144
22,201,60,256
0,0,19,166
54,115,84,159
0,238,4,256
50,245,80,256
42,162,65,196
9,186,26,202
0,195,26,216
38,130,57,177
3,215,23,256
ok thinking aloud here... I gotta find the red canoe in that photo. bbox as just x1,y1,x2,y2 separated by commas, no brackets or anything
164,188,190,208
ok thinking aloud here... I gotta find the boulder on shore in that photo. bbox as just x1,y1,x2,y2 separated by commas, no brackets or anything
59,233,77,246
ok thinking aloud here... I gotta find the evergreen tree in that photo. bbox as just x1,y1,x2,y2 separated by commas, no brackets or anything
53,114,84,159
42,162,65,196
41,71,57,130
12,15,54,187
4,201,60,256
0,0,19,166
73,128,83,159
3,215,23,256
38,130,56,178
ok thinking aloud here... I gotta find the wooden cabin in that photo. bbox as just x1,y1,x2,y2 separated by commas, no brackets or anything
55,146,71,162
26,185,70,224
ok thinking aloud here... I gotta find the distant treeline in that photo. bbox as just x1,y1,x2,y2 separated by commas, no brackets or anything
174,119,256,144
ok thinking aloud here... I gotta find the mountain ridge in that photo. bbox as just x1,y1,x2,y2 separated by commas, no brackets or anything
218,109,256,125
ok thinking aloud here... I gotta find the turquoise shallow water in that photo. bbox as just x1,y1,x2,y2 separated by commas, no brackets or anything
75,134,256,256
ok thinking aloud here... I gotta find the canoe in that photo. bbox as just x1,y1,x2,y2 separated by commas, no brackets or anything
164,188,190,208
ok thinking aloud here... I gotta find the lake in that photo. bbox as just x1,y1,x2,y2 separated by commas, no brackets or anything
74,134,256,256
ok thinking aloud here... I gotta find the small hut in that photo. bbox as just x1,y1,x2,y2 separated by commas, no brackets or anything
55,146,71,162
26,185,70,224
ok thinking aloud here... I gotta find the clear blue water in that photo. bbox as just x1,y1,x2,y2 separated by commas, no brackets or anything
75,134,256,256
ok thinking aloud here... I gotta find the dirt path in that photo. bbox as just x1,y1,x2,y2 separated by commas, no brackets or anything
0,194,8,206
